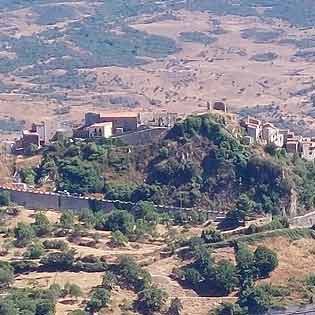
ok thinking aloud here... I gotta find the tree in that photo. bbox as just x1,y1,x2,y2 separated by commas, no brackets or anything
136,287,168,314
64,283,82,300
40,251,75,271
14,223,35,247
214,260,238,295
32,212,52,236
235,243,257,290
131,201,159,225
60,211,75,229
86,288,111,314
0,191,10,206
239,285,272,315
111,230,128,247
181,268,203,287
20,168,36,185
118,256,152,292
216,302,243,315
254,246,278,278
0,265,14,289
102,271,117,290
201,228,223,243
23,242,44,259
104,210,135,235
0,300,17,315
168,298,183,315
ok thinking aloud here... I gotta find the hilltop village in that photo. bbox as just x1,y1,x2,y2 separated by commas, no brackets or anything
2,100,314,162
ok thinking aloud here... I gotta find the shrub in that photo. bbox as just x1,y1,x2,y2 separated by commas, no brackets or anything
254,246,278,278
136,287,168,314
0,191,10,206
213,260,238,295
104,210,135,235
40,251,75,271
111,230,128,247
43,240,68,251
117,256,152,292
239,285,272,315
0,264,14,288
59,211,75,229
64,283,82,299
14,223,35,247
23,242,44,259
32,212,52,237
201,228,223,243
215,302,243,315
102,271,117,290
86,288,111,313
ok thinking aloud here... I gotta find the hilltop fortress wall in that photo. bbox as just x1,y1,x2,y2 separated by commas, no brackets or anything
0,186,223,218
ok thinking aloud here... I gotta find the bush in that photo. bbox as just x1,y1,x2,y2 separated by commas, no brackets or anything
201,228,223,243
117,256,152,292
32,212,52,237
102,271,117,290
59,211,75,229
104,210,135,235
86,288,111,313
111,230,128,247
216,302,243,315
14,223,35,247
11,260,38,274
239,285,272,315
0,263,14,288
136,287,168,314
40,251,75,271
23,242,44,259
0,191,10,206
213,260,238,295
254,246,278,278
43,240,68,251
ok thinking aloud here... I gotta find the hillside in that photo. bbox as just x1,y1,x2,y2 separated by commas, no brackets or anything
15,113,315,221
2,1,315,137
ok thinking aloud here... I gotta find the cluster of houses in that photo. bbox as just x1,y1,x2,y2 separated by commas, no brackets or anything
242,116,315,161
4,99,314,162
7,111,179,154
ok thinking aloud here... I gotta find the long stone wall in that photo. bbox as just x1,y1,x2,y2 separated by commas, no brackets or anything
0,186,223,218
112,127,167,145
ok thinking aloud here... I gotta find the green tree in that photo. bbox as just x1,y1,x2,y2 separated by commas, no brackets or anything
104,210,135,235
254,246,278,278
14,223,35,247
60,211,75,229
214,260,238,295
40,251,75,271
111,230,128,247
239,285,271,315
20,168,36,185
216,302,243,315
0,191,10,206
182,268,203,287
201,227,223,243
86,288,111,314
235,243,257,290
0,265,14,289
32,212,52,236
102,271,117,290
65,283,82,300
136,287,168,314
23,242,44,259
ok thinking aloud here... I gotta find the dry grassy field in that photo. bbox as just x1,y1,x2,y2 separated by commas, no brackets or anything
1,3,315,136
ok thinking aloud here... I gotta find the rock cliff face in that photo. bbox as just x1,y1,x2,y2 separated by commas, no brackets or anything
285,188,298,218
